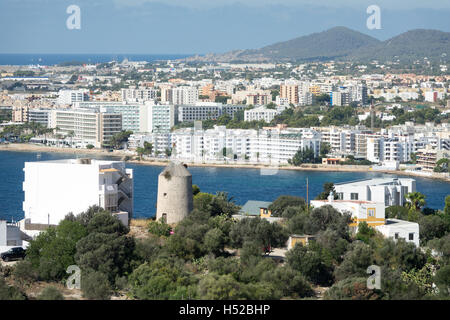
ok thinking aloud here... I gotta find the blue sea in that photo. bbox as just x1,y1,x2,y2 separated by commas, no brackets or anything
0,151,449,221
0,54,192,66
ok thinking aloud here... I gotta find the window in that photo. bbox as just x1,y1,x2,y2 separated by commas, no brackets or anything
394,233,399,239
368,208,375,217
337,192,344,200
351,193,359,200
409,233,414,241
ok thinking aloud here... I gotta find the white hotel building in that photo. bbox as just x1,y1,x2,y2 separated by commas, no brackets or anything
51,108,122,148
177,102,245,123
22,159,133,228
57,89,89,105
171,86,199,105
77,101,141,133
244,106,280,123
171,126,321,164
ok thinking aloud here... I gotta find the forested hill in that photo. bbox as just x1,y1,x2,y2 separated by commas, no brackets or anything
185,27,450,63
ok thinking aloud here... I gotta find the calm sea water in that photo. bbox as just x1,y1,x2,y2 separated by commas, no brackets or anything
0,54,191,66
0,151,449,221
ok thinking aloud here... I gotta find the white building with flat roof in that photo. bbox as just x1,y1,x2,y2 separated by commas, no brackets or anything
310,193,420,246
244,106,279,123
77,101,142,133
51,108,122,148
310,197,386,228
57,89,89,105
376,219,420,247
333,178,416,207
0,221,23,253
22,159,133,227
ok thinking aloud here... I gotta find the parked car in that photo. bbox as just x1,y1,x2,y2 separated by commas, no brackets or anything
0,247,26,262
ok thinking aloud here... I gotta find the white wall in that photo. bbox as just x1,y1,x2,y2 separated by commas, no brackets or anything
23,162,100,225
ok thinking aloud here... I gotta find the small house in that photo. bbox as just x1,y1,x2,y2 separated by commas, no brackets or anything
287,235,316,250
239,200,273,218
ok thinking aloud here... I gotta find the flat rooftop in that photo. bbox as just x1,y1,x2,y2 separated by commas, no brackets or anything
384,218,419,227
25,159,121,165
334,177,415,187
311,199,375,204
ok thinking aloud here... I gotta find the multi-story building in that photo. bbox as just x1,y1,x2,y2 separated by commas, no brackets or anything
333,178,416,207
246,93,270,106
27,108,51,127
77,101,141,133
171,126,321,164
57,89,89,105
22,159,133,227
331,90,350,106
244,106,279,123
12,106,51,127
311,195,419,246
416,145,449,171
177,103,245,123
139,103,176,133
51,108,122,148
171,86,199,105
121,88,157,102
280,83,299,105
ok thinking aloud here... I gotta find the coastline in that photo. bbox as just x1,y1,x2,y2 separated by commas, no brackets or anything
1,143,449,182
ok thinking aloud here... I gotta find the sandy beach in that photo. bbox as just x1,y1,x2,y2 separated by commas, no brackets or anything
1,143,449,182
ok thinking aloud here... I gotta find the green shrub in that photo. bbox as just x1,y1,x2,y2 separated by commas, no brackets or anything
324,277,381,300
37,286,64,300
0,277,26,300
81,271,111,300
148,220,171,237
12,260,38,286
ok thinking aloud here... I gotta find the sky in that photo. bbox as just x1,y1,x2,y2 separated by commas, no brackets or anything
0,0,449,54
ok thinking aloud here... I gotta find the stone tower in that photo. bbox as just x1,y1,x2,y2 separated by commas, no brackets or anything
156,162,193,224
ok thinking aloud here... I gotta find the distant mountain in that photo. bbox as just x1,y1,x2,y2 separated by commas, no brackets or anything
184,27,450,63
256,27,380,61
348,29,450,62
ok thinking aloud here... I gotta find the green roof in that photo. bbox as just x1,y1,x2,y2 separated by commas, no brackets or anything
240,200,272,216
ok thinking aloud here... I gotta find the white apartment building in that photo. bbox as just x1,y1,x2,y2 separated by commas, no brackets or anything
366,136,416,163
333,178,416,207
331,90,350,106
244,106,279,123
77,101,141,133
298,92,313,106
178,103,245,122
128,132,171,155
172,86,199,105
22,159,133,227
121,88,157,102
171,126,321,164
139,102,176,133
57,89,89,105
51,108,122,148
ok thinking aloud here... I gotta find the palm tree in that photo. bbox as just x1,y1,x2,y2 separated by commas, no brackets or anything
405,192,426,211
